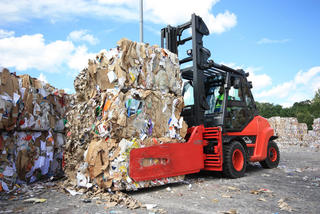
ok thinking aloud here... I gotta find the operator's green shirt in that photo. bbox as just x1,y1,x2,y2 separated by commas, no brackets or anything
215,94,232,112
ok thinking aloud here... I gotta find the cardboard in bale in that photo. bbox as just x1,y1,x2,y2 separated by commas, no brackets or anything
0,68,68,131
268,116,320,148
0,68,69,192
64,38,188,191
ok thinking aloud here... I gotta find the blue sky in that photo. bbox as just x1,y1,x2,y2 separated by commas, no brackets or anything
0,0,319,107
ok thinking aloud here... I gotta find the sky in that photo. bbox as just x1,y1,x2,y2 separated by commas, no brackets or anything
0,0,319,107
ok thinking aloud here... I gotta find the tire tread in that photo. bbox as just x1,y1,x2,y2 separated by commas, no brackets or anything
223,141,247,178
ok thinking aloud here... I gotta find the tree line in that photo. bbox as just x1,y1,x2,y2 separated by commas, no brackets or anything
256,89,320,130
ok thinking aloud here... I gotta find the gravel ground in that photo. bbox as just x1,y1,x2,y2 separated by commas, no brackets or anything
1,145,319,214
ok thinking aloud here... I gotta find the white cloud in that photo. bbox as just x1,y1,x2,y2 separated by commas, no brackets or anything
219,63,320,107
256,66,320,106
0,32,95,73
144,0,236,34
0,29,15,38
0,0,138,23
294,66,320,85
245,67,272,91
0,34,73,71
0,0,237,34
255,81,294,99
68,30,99,45
38,73,48,83
205,10,237,34
257,38,290,45
280,102,292,108
67,45,96,71
311,76,320,91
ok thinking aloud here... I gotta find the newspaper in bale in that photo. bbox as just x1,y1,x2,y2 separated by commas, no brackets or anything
0,68,69,192
65,38,188,191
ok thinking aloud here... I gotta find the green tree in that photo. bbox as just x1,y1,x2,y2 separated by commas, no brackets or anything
313,88,320,103
296,110,313,130
256,102,283,118
311,89,320,118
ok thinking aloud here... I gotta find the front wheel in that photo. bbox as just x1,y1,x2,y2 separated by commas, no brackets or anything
259,141,280,169
223,141,247,178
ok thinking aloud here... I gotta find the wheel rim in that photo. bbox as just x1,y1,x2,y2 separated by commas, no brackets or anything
269,147,277,162
232,149,244,171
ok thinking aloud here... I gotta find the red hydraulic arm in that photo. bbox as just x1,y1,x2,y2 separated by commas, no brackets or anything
129,125,206,181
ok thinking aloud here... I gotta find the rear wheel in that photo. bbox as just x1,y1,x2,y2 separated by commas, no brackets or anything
260,141,280,169
223,141,247,178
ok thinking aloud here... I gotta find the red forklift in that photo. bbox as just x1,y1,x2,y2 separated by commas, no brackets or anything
129,14,280,181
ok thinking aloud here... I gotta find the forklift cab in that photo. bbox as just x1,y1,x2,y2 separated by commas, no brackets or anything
161,14,258,133
182,72,257,132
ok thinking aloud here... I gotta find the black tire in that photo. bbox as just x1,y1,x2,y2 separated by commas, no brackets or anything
260,141,280,169
223,141,247,178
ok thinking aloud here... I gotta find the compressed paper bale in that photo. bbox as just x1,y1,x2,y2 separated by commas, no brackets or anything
17,82,69,132
312,118,320,132
94,89,185,140
65,39,186,191
0,69,69,192
0,131,65,192
0,68,69,132
74,137,184,191
268,117,306,142
64,94,97,149
65,89,187,190
304,118,320,142
74,39,182,102
268,117,320,148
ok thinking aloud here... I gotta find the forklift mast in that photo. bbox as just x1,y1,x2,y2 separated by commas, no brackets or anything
161,14,210,126
161,14,256,131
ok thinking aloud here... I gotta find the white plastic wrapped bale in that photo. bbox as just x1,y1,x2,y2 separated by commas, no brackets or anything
0,131,65,192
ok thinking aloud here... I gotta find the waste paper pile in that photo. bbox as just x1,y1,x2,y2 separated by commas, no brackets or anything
268,117,308,141
304,118,320,141
64,38,187,194
0,68,69,192
268,116,320,148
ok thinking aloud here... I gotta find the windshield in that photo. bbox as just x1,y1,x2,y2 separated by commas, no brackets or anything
183,81,224,112
182,81,194,106
205,86,221,114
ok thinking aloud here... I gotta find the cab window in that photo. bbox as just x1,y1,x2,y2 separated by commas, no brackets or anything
228,79,243,101
183,81,194,106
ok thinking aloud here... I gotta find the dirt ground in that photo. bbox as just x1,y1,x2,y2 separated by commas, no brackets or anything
1,145,319,214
